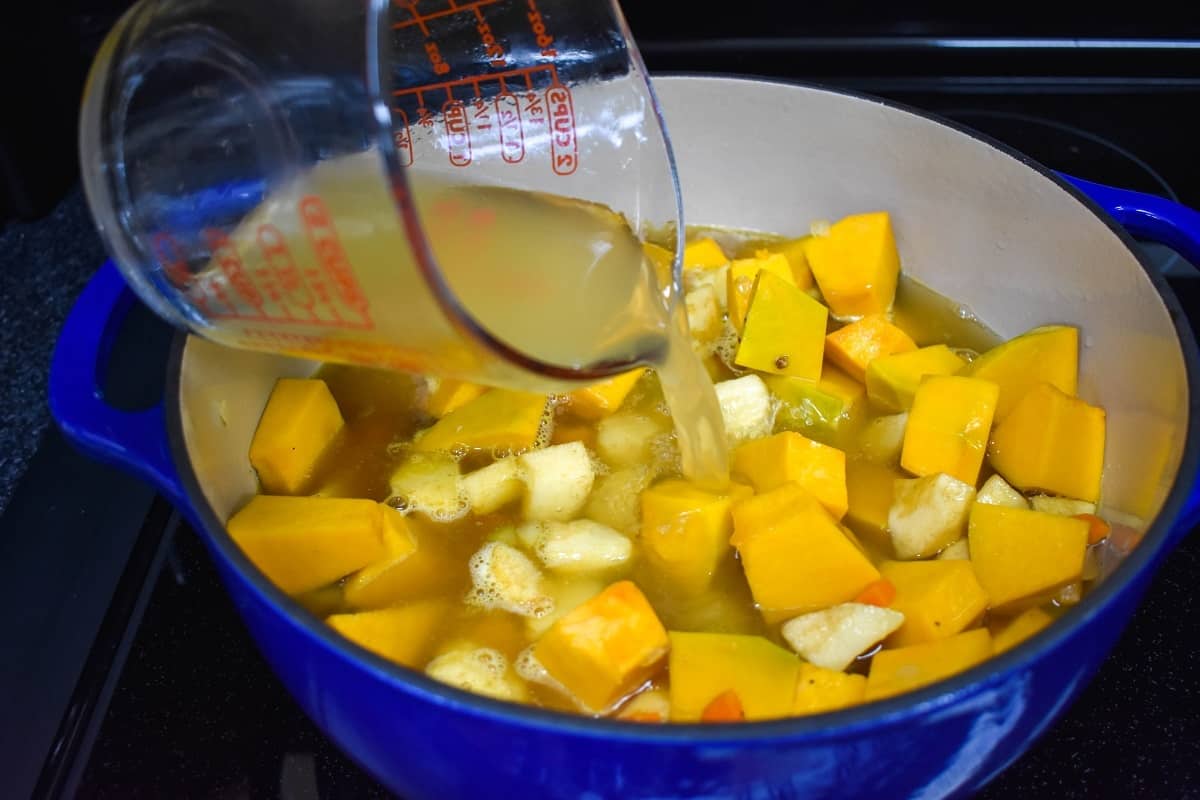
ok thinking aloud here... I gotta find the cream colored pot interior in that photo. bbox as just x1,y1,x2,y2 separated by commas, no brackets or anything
179,76,1189,547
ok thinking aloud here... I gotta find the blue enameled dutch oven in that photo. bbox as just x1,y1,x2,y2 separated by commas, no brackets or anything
51,77,1200,799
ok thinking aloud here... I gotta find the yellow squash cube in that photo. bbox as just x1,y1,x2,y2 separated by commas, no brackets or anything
825,316,917,383
668,632,800,722
844,459,903,550
764,237,815,290
227,496,386,596
968,504,1088,609
730,483,880,621
767,367,866,444
879,560,989,646
533,580,669,712
426,378,487,417
342,513,462,610
414,389,547,453
901,375,999,486
792,663,867,716
249,378,345,495
991,606,1056,654
640,479,753,594
327,599,451,668
683,237,729,269
987,382,1106,503
731,431,848,520
727,251,795,332
865,345,967,413
865,628,992,700
568,368,646,420
961,325,1078,421
803,211,901,318
734,271,828,379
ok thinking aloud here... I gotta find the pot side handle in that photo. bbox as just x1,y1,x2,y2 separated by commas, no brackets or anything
49,260,188,509
1063,174,1200,536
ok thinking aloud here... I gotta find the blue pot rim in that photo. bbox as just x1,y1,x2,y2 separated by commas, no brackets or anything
163,73,1200,747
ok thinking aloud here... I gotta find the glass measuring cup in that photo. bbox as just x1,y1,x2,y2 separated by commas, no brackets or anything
78,0,685,393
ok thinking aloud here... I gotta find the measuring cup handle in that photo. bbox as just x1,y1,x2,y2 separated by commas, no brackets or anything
1063,173,1200,539
49,261,188,510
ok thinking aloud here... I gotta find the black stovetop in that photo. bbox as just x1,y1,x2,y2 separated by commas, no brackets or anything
4,30,1200,800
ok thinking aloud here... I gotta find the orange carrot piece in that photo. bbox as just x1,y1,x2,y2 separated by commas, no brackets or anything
854,578,897,608
1074,513,1111,545
700,690,746,722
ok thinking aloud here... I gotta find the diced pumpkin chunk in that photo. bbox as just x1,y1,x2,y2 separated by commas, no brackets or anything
734,272,828,379
968,504,1088,609
414,389,547,453
426,378,487,417
683,237,729,269
991,606,1055,653
568,369,646,420
343,516,460,610
803,211,901,318
227,496,386,595
714,375,774,444
879,560,989,646
767,367,865,443
533,581,669,712
640,479,752,594
793,662,867,715
845,459,903,550
961,325,1078,421
731,431,848,520
781,603,904,671
825,316,917,383
326,599,451,668
667,632,799,722
727,251,795,332
866,345,967,413
731,483,880,621
865,629,992,700
518,441,596,522
249,378,344,495
901,375,999,486
763,237,815,290
887,472,976,559
976,474,1028,509
987,382,1105,503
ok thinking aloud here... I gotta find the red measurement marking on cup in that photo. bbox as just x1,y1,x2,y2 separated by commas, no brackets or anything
443,101,472,166
392,0,500,32
495,92,524,163
393,108,414,166
546,84,577,175
149,232,190,287
203,228,266,318
298,195,373,329
525,0,557,58
256,224,314,319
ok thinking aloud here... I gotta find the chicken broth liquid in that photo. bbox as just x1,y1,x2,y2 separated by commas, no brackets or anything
295,222,1003,708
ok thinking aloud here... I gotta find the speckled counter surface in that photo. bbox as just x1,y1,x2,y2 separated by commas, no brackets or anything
0,187,106,516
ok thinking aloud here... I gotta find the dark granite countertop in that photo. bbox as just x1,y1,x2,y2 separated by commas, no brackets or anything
0,187,107,516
